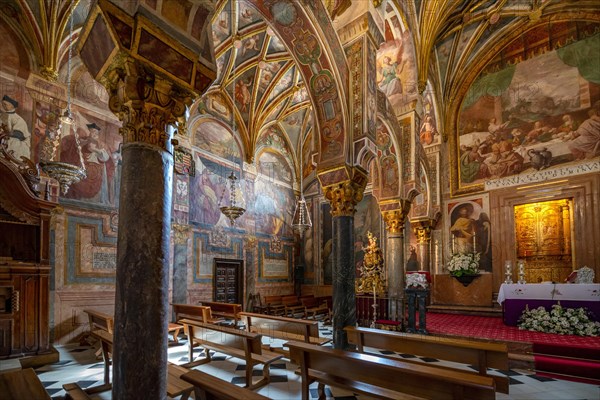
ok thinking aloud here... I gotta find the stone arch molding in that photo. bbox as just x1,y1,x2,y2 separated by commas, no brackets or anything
245,0,349,172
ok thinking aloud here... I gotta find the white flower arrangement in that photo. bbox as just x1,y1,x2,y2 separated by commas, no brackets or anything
405,273,429,289
518,304,600,336
447,252,480,277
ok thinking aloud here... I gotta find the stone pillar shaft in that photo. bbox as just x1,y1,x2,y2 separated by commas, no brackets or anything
332,215,356,348
320,166,368,349
113,142,173,399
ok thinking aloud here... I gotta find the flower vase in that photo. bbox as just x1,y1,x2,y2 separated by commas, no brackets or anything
452,273,481,287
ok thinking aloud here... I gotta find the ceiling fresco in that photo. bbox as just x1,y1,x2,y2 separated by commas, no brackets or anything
198,0,314,182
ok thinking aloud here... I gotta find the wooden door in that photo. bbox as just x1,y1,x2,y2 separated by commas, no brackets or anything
213,259,243,304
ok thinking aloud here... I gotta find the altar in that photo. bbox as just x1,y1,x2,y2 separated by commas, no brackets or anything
497,283,600,325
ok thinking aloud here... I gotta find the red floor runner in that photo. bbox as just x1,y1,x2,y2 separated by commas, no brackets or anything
534,355,600,385
533,342,600,360
425,312,600,347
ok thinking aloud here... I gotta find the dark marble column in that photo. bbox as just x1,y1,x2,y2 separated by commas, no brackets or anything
113,141,172,399
100,60,194,400
332,215,355,348
322,167,368,349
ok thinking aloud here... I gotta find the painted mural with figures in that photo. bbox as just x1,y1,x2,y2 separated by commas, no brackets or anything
457,23,600,190
445,194,492,272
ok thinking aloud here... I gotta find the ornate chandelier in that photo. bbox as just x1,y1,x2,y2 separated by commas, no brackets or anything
40,0,86,194
292,146,312,236
219,170,246,225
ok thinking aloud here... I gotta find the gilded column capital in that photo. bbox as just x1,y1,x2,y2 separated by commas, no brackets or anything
380,199,411,235
412,219,435,244
321,166,368,217
171,223,190,245
101,57,195,150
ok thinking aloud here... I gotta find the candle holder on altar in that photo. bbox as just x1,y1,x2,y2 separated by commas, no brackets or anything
504,260,513,284
517,259,526,284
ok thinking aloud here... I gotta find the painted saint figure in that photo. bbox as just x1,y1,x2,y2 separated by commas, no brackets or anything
0,95,31,162
450,206,476,254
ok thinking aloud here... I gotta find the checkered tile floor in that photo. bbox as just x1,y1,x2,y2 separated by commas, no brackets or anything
32,324,600,399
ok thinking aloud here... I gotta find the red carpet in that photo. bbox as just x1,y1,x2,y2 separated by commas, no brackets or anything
426,312,600,385
425,312,600,347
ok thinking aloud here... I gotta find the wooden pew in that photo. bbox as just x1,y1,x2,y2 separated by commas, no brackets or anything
287,341,496,400
263,295,285,315
300,295,330,319
83,309,114,357
198,301,242,325
0,368,51,400
344,325,510,394
173,303,224,324
239,311,330,358
281,295,305,318
179,318,283,389
181,369,270,400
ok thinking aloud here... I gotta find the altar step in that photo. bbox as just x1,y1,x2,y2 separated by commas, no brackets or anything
426,304,502,317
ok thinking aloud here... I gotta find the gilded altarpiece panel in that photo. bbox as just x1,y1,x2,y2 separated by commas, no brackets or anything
514,199,573,283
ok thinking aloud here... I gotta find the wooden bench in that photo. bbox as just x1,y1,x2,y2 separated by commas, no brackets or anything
287,340,496,400
198,301,242,325
240,311,330,358
87,329,193,398
179,318,283,389
345,326,510,394
300,295,330,319
281,295,305,318
0,368,51,400
173,303,224,324
263,295,285,315
83,309,114,357
181,369,270,400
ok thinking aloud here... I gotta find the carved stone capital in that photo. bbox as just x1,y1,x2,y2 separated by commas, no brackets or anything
413,219,436,244
171,223,190,245
380,199,411,235
322,167,368,217
101,57,195,150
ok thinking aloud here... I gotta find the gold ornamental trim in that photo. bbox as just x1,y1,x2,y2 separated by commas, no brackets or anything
322,166,368,217
172,223,190,245
380,199,411,234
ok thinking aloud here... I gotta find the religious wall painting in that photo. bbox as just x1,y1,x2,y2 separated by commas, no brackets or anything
252,174,295,238
232,67,256,122
214,49,231,85
420,89,440,147
302,129,314,179
354,194,382,277
60,108,122,207
257,60,285,100
457,32,600,191
256,125,290,157
238,1,262,30
235,32,267,66
444,194,492,272
303,197,315,280
189,154,235,227
0,77,34,163
257,150,292,185
267,66,295,107
376,30,418,113
375,121,399,199
320,201,333,285
212,2,232,47
412,163,429,218
267,31,286,53
280,108,307,148
193,119,237,160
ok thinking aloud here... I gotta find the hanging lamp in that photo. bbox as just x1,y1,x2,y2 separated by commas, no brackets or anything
40,0,86,195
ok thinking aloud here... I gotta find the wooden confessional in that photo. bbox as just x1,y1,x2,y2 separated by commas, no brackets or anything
0,154,56,362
